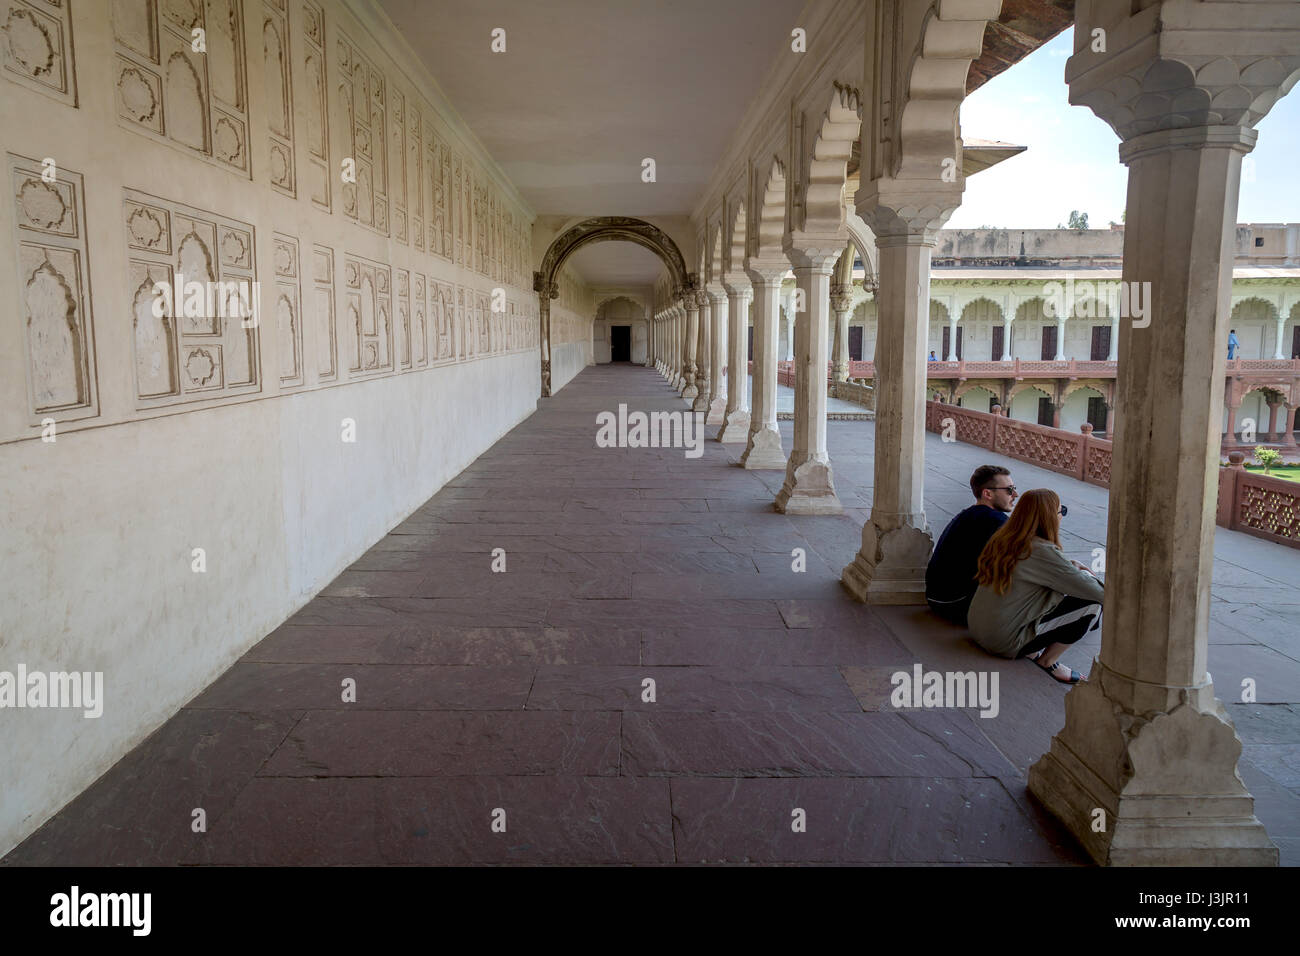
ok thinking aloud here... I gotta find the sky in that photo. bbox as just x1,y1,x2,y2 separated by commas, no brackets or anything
951,28,1300,229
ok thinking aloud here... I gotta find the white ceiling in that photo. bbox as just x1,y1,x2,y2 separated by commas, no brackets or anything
565,241,664,286
380,0,806,221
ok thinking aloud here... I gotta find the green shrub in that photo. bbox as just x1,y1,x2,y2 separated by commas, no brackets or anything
1254,446,1283,475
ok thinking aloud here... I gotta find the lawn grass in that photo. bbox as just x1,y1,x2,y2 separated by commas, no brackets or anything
1241,464,1300,483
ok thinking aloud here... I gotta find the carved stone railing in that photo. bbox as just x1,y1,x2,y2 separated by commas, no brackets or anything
924,401,1112,486
926,402,1298,550
1216,453,1300,547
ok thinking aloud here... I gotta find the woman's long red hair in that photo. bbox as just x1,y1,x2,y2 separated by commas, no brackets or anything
975,489,1062,595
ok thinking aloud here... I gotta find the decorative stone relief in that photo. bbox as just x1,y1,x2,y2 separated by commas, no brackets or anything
272,232,302,386
396,267,410,368
2,0,76,105
476,290,490,355
263,0,294,197
125,187,259,406
300,0,328,210
389,87,406,244
411,273,426,367
473,174,488,276
311,242,335,380
456,285,469,358
452,152,463,265
407,99,422,252
337,30,386,235
433,279,454,362
10,154,97,421
114,0,250,176
426,129,452,261
344,252,391,376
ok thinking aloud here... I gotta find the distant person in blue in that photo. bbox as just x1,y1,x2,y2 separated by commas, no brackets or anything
925,465,1018,624
928,350,937,362
1228,329,1239,359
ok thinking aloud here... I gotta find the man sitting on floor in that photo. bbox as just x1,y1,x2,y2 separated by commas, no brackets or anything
925,464,1018,625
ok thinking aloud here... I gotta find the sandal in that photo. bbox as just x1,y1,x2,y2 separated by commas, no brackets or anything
1035,658,1085,684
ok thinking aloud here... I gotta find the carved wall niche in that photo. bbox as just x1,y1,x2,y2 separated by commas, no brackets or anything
311,242,335,379
456,285,470,359
426,130,452,261
389,86,406,244
300,0,329,210
2,0,76,105
126,187,259,406
451,151,461,264
407,99,422,253
476,290,489,355
337,30,387,235
411,272,426,367
433,279,453,362
344,252,391,376
395,266,410,368
113,0,250,176
272,231,302,386
9,154,97,422
263,0,294,197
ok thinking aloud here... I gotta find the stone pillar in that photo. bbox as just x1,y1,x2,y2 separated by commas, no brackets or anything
534,278,558,398
1274,316,1287,360
1109,310,1120,361
1266,401,1281,443
693,291,711,412
946,309,959,362
1285,406,1299,449
706,287,728,424
1002,315,1014,361
681,295,700,400
1025,3,1298,864
742,265,788,469
780,286,795,361
1104,402,1115,438
775,243,841,514
1054,317,1067,360
831,284,853,383
842,192,948,602
1225,398,1240,447
719,278,752,442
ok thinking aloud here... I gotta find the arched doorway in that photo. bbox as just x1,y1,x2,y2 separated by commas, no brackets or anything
534,217,693,396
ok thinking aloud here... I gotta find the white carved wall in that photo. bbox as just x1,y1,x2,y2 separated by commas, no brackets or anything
0,0,541,857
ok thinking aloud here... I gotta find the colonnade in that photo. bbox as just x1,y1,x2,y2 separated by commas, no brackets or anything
648,1,1300,866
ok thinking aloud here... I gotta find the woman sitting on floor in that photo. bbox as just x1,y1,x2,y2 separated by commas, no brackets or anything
967,488,1104,684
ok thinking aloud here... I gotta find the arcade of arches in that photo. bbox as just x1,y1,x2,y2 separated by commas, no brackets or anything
3,0,1299,867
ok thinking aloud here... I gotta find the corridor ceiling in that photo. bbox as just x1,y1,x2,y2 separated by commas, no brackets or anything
379,0,806,219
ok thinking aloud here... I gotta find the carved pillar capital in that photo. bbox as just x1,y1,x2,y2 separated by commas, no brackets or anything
1066,4,1300,144
855,178,960,244
830,283,854,315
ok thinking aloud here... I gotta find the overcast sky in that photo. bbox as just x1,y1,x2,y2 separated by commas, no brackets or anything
952,28,1300,229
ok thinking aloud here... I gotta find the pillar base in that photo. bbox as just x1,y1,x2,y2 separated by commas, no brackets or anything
681,383,698,400
841,522,932,604
706,395,727,425
1027,663,1278,867
740,425,786,470
692,389,710,413
775,459,842,515
717,410,750,444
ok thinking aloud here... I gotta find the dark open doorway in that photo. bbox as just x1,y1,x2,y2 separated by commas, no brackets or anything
610,325,631,362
